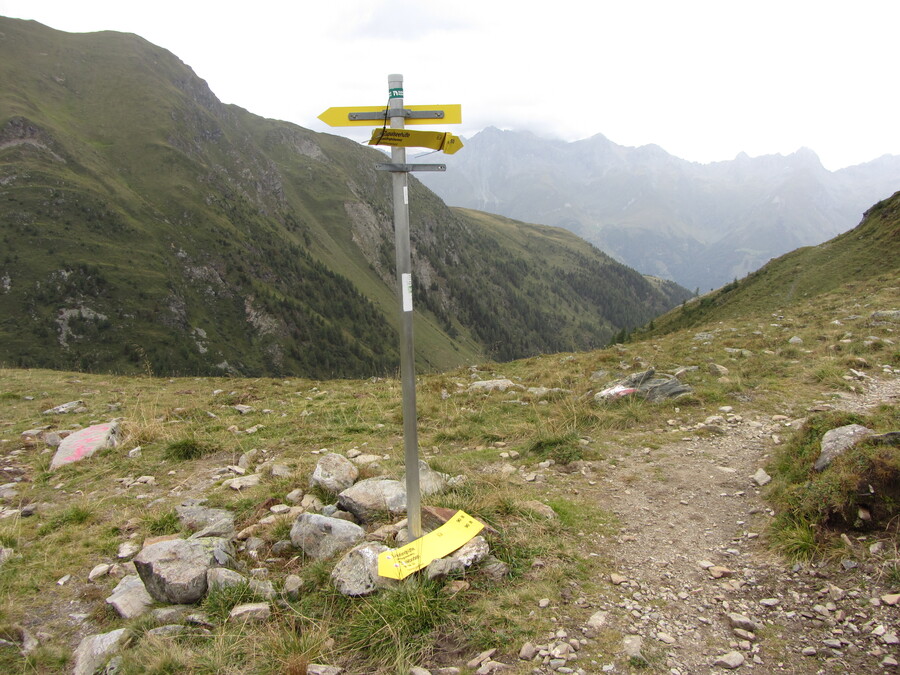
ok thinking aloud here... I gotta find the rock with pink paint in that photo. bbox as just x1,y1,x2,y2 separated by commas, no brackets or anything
49,421,120,470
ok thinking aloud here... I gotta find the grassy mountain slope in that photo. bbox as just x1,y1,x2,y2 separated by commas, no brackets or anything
636,190,900,338
0,17,689,377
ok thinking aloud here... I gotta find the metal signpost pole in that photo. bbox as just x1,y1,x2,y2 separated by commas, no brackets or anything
388,74,423,540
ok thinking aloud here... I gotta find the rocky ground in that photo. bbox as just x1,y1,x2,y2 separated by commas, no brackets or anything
511,376,900,675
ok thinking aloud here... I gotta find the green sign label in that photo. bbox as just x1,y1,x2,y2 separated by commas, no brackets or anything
389,87,404,99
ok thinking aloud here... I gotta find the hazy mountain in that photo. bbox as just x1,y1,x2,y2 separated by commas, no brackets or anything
0,17,689,377
418,127,900,291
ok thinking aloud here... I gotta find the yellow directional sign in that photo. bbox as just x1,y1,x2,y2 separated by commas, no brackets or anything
368,128,464,154
318,104,462,127
377,510,484,580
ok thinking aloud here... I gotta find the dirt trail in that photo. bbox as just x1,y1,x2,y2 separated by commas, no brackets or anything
574,376,900,674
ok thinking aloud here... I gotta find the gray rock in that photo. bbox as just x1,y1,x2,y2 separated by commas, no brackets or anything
151,605,192,624
228,602,271,622
106,574,154,619
751,468,772,486
72,628,128,675
307,666,343,675
337,478,406,522
468,379,521,393
522,500,558,519
713,651,745,669
176,504,235,535
134,537,235,604
409,460,450,496
283,574,303,600
310,453,359,494
49,421,119,470
331,542,397,596
622,635,644,659
426,557,465,580
290,513,364,560
871,310,900,322
815,424,873,471
42,400,84,415
727,612,759,632
788,336,804,344
583,610,609,637
450,535,489,567
206,567,247,592
226,474,261,490
709,363,729,376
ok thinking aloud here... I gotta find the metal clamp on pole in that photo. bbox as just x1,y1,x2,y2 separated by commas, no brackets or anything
349,109,446,121
375,163,447,172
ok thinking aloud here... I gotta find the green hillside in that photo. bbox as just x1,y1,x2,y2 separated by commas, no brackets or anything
0,17,689,378
637,189,900,338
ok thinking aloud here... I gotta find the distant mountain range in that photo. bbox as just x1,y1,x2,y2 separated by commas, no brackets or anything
418,127,900,291
0,17,689,377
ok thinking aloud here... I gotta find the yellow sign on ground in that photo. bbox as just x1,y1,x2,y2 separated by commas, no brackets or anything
378,510,484,580
318,104,462,127
368,129,464,154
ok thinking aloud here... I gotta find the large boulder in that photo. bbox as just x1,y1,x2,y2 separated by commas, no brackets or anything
133,537,235,604
309,453,359,494
49,421,119,470
290,513,364,560
331,542,397,596
815,424,873,471
337,478,406,523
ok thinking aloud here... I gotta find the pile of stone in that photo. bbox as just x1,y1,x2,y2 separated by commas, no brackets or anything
72,451,499,673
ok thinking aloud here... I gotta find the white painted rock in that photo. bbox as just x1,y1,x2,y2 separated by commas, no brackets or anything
49,422,119,470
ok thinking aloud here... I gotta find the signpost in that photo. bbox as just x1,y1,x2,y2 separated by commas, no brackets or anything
319,75,462,542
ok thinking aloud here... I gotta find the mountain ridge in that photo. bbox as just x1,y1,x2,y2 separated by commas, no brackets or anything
418,126,900,290
0,17,689,377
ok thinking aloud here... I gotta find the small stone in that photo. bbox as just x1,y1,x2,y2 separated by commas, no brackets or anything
610,573,628,585
89,563,111,581
751,468,771,486
881,593,900,606
538,598,550,608
713,651,745,669
228,602,271,622
657,632,676,644
801,647,817,656
709,566,734,579
518,642,538,660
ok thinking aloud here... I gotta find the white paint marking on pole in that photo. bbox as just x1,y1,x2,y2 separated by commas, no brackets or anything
402,273,413,312
403,185,409,205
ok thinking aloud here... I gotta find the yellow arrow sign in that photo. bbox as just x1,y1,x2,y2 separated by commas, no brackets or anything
318,104,462,127
368,128,464,154
377,510,484,580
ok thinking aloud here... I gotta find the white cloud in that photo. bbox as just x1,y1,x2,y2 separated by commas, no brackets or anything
2,0,898,169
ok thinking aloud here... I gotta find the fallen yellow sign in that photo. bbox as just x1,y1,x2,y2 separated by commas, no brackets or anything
368,128,464,154
378,510,484,580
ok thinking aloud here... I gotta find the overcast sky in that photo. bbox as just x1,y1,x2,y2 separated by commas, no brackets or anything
2,0,898,170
